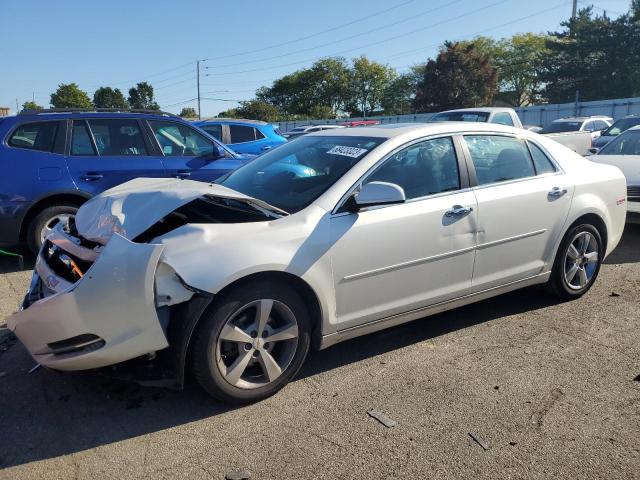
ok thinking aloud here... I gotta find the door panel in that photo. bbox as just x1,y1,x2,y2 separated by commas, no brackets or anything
330,192,478,329
471,176,573,289
65,119,165,196
463,134,573,290
330,135,477,330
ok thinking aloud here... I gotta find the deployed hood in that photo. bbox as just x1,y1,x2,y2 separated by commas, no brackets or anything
590,155,640,185
75,178,260,243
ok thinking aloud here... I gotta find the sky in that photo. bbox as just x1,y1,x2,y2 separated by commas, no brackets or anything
0,0,632,116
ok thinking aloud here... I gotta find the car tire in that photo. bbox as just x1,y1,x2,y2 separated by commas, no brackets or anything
547,223,603,300
190,280,311,404
27,205,79,254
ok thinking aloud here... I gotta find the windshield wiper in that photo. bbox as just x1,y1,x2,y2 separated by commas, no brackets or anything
204,195,289,219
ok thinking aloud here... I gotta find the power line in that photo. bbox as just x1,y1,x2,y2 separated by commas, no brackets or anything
204,0,509,77
201,0,418,62
204,0,466,70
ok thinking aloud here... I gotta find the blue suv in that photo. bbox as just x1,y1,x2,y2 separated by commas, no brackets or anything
0,109,252,252
194,119,287,155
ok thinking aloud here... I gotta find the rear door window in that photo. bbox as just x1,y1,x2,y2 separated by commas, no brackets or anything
8,121,59,152
87,119,148,156
71,120,96,155
464,135,536,185
527,141,557,175
491,112,515,126
200,124,222,141
229,125,256,143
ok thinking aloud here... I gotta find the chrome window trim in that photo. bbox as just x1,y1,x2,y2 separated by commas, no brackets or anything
461,132,565,190
331,133,466,216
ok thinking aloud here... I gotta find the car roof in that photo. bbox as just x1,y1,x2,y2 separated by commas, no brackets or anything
307,121,522,138
196,118,268,125
14,111,182,121
553,116,611,122
435,107,513,114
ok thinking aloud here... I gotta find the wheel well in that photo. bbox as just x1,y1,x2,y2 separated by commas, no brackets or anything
213,271,324,350
569,213,608,254
19,193,88,241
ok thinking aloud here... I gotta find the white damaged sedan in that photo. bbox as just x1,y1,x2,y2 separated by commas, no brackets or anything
7,123,627,403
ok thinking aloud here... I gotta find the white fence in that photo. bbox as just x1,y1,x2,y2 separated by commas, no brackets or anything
277,96,640,132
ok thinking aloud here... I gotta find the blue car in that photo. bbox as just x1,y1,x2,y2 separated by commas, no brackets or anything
194,119,287,155
0,109,252,252
592,114,640,149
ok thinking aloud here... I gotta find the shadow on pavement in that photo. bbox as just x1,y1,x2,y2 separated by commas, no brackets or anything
0,221,637,468
604,222,640,265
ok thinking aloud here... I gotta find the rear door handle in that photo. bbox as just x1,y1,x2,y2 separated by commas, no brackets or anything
261,145,272,151
548,187,568,198
175,170,191,179
79,173,103,182
445,205,473,217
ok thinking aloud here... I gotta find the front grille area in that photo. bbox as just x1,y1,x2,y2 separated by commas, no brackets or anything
42,240,93,284
628,186,640,202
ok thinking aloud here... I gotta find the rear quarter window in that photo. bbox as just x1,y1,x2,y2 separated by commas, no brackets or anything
8,121,59,152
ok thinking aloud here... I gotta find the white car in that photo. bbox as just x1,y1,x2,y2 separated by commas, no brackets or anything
542,116,613,140
282,124,345,140
590,125,640,220
7,123,627,403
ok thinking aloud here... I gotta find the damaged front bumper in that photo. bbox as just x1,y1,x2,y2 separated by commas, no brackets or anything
7,233,170,371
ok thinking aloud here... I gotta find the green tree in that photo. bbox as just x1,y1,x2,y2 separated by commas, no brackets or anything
234,100,281,121
50,83,93,109
21,101,43,111
178,107,198,118
128,82,160,110
413,41,498,112
539,6,640,102
381,65,424,115
93,87,128,109
348,55,396,116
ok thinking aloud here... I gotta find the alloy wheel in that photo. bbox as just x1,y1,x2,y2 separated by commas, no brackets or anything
40,214,72,244
563,231,599,290
215,299,299,389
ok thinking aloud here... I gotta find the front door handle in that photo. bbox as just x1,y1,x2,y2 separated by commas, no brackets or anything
175,170,191,179
445,205,473,217
548,187,568,199
261,145,272,151
79,173,103,182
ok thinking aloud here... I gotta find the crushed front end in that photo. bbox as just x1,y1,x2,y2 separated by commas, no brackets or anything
7,220,171,371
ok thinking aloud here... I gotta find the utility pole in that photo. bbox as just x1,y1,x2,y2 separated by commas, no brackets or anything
197,60,201,120
572,0,577,18
15,98,19,113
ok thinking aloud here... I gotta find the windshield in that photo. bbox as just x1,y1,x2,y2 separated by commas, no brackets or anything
217,135,386,213
599,129,640,155
602,117,640,137
542,121,581,133
432,111,490,122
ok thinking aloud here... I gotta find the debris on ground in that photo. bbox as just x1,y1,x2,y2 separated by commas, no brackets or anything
28,364,41,374
225,471,251,480
468,431,489,451
610,291,621,297
367,409,397,428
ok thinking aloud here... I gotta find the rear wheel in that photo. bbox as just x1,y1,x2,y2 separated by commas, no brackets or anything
27,205,79,254
190,281,311,404
547,224,603,299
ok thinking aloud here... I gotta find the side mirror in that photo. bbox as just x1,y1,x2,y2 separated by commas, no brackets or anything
587,147,599,155
349,181,406,210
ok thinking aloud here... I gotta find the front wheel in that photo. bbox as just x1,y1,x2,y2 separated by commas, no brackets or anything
27,205,79,254
547,224,603,300
190,281,311,404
